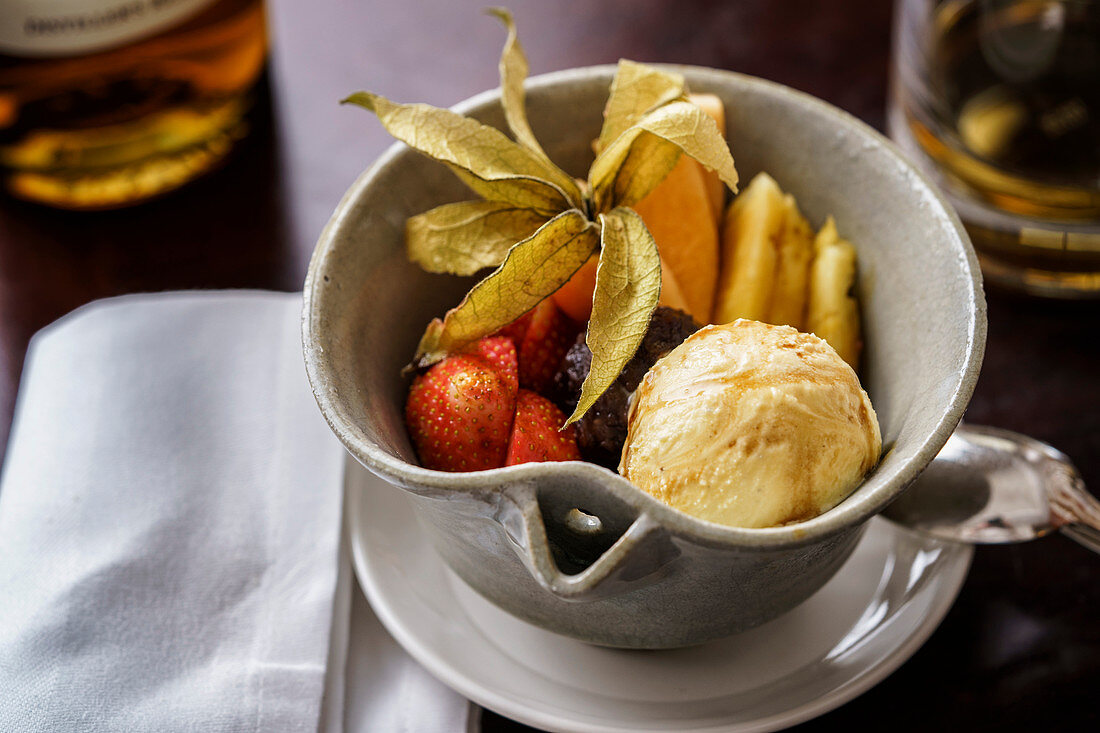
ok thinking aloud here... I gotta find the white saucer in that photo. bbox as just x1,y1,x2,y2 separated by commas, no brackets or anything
347,464,972,733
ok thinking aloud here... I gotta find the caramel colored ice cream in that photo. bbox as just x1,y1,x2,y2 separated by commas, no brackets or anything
620,320,881,528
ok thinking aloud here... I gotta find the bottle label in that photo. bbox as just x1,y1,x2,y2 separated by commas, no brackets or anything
0,0,218,57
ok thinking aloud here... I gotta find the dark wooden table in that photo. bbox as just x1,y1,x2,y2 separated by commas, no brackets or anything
1,1,1096,730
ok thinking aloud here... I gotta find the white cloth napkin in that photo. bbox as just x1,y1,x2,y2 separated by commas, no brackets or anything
0,291,473,733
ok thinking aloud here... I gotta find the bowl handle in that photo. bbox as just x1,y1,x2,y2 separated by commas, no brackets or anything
500,476,680,601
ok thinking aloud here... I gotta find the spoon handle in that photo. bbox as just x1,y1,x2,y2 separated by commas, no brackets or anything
1049,464,1100,554
1050,470,1100,528
1060,525,1100,554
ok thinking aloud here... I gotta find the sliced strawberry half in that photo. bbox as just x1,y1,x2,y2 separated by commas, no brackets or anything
505,389,581,466
497,309,532,345
405,353,516,472
497,299,580,395
463,335,518,395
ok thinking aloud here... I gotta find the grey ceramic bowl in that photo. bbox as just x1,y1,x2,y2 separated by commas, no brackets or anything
303,66,987,649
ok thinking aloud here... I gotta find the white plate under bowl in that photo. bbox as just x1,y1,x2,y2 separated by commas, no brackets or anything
347,463,972,733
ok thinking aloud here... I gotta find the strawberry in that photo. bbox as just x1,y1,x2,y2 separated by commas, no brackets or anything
497,309,532,345
505,389,581,465
463,335,518,394
498,299,581,395
405,353,516,472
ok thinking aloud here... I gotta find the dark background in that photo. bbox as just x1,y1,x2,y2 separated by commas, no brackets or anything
0,1,1096,730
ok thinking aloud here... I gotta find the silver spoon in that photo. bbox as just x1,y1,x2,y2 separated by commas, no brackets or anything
883,423,1100,553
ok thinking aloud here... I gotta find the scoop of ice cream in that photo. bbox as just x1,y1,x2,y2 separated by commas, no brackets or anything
620,320,881,528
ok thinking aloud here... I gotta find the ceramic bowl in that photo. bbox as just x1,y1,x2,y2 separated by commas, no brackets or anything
303,66,987,649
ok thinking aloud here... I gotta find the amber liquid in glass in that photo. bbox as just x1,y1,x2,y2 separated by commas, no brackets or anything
894,0,1100,296
0,0,267,210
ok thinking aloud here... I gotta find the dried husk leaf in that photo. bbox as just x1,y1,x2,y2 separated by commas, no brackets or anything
567,207,661,424
598,130,683,209
343,91,580,212
598,60,686,153
443,167,570,215
589,99,739,212
415,209,599,366
406,201,549,275
487,8,551,164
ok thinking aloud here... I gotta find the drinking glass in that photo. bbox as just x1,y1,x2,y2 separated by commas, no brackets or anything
889,0,1100,297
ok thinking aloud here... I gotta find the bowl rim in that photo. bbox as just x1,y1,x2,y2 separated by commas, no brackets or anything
303,64,988,550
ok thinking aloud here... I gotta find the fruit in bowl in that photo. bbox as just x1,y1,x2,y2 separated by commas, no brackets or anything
303,11,985,648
